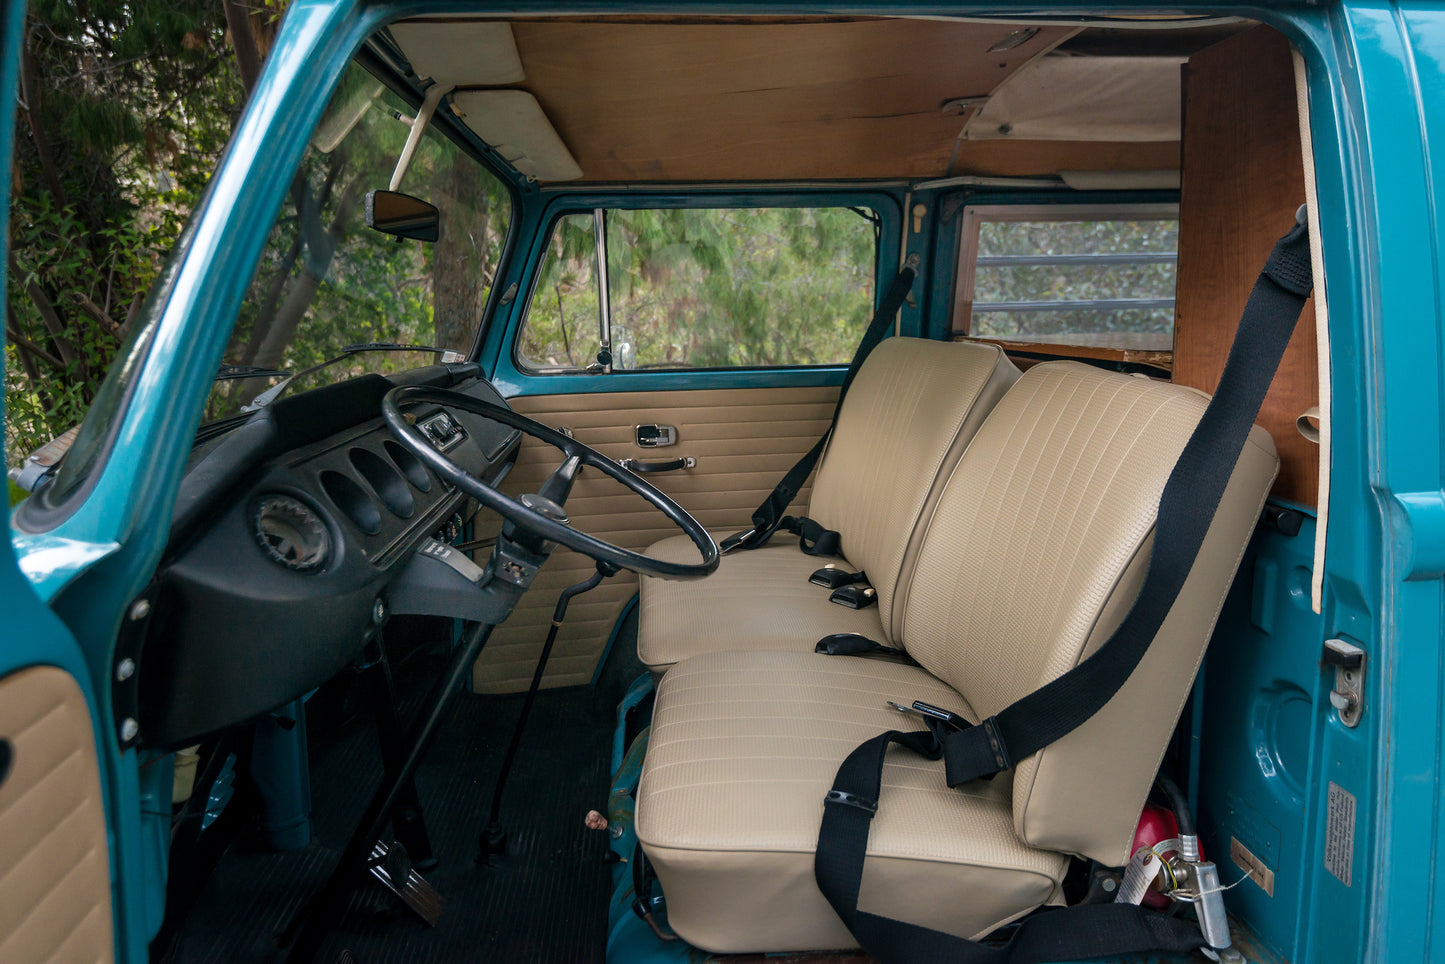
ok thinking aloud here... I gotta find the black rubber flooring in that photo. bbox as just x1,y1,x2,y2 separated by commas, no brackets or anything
161,646,621,964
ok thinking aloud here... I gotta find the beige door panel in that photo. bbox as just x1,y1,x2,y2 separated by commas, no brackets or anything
0,665,115,964
471,385,837,693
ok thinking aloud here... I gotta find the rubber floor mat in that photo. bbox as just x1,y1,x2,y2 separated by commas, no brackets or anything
162,657,614,964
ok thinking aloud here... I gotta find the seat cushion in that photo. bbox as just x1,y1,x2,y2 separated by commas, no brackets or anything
637,339,1019,671
635,650,1069,953
637,533,885,672
895,362,1280,864
805,338,1019,639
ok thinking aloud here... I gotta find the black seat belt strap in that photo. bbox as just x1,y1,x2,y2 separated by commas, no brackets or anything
814,633,914,662
814,214,1312,963
721,256,920,554
815,729,1206,964
933,214,1313,788
776,515,843,556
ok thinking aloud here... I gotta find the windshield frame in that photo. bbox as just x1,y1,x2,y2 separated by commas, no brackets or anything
12,5,521,533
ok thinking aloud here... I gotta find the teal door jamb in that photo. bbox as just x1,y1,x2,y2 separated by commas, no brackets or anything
1336,5,1445,961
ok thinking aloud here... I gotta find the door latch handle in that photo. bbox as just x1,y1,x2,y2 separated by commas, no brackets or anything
1323,637,1366,727
620,457,695,474
635,424,677,447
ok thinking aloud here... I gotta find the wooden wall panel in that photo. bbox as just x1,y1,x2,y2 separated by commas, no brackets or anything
1174,26,1319,504
503,19,1125,182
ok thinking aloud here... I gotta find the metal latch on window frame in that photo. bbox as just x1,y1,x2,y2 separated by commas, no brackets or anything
1323,637,1365,728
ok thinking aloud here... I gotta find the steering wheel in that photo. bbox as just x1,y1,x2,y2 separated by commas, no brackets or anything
382,386,719,580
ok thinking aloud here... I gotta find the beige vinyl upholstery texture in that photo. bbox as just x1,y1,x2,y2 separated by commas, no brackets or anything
636,362,1278,951
638,535,886,670
636,652,1069,954
471,385,836,693
898,363,1279,864
637,339,1018,671
0,665,115,964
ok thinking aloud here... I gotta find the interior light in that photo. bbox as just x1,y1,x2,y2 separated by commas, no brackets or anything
987,28,1041,53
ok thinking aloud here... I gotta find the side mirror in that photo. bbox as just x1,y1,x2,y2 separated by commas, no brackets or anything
365,190,439,242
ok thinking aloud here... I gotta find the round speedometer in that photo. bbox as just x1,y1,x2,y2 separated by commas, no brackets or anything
252,495,330,571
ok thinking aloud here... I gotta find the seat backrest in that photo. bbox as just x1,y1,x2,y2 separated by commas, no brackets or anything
898,361,1278,864
807,337,1018,642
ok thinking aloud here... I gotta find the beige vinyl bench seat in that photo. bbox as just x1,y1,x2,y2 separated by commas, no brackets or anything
635,362,1280,954
637,337,1019,671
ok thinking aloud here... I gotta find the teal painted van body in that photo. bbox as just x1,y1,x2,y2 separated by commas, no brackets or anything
3,2,1444,962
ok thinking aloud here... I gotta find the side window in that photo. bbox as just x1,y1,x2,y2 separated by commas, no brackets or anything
516,206,878,372
516,213,602,371
952,204,1179,360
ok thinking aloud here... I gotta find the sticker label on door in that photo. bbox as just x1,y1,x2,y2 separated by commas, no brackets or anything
1325,781,1355,886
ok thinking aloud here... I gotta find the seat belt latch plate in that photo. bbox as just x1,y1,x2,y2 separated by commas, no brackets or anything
829,584,877,609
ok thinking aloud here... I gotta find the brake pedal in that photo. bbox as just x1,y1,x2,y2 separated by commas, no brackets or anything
368,840,445,926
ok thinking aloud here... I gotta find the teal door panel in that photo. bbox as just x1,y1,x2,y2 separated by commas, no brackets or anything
1199,512,1327,964
0,1,127,959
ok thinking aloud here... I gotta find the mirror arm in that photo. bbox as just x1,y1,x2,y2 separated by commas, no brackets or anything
389,83,453,192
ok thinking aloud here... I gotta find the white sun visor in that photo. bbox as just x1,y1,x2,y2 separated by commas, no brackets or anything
965,56,1185,142
389,21,525,88
451,90,584,181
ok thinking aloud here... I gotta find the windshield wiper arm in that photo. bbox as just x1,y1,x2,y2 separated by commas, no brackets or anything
215,364,291,382
241,343,455,412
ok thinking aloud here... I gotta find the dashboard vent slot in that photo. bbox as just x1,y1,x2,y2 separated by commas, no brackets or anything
320,470,382,535
384,440,432,493
350,447,415,519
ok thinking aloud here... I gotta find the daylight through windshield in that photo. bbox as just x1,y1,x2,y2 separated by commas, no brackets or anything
206,63,513,421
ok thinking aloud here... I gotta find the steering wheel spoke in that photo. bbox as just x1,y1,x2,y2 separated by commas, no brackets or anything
382,386,719,580
536,453,585,507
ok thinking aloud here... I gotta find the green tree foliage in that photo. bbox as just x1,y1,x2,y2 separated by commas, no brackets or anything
207,64,512,420
7,8,514,453
970,218,1178,349
518,206,878,371
6,0,250,465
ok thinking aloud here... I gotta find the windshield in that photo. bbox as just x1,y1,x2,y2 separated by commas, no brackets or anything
206,63,513,421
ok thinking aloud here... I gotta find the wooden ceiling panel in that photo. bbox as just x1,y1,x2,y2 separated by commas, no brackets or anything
504,19,1073,181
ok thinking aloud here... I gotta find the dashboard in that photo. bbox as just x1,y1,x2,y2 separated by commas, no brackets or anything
134,363,520,749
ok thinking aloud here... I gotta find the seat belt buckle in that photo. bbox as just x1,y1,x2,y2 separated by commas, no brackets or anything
887,699,968,731
809,565,867,589
829,584,876,609
719,528,757,554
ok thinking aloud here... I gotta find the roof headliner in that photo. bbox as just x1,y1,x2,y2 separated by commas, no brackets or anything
389,16,1216,182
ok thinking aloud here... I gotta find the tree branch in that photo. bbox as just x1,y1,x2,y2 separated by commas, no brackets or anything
70,291,123,338
19,24,69,206
12,253,81,371
223,0,264,96
7,320,67,371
